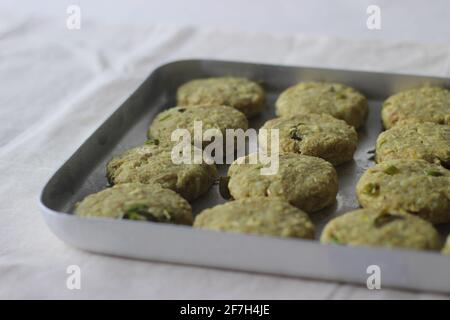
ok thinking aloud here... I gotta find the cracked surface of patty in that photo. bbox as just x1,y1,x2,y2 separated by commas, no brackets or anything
176,77,265,118
275,81,368,128
228,153,338,212
75,183,193,225
148,105,248,148
194,198,315,239
356,159,450,224
376,122,450,167
106,144,218,201
320,209,441,250
381,86,450,129
259,113,358,165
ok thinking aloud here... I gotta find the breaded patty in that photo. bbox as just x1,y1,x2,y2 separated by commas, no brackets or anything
194,198,315,239
376,122,450,167
106,144,218,201
75,183,193,225
356,160,450,224
381,86,450,129
228,153,338,212
321,209,441,251
275,81,368,128
177,77,265,118
259,113,358,165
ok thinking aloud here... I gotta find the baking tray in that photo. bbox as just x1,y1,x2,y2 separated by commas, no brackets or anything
39,59,450,293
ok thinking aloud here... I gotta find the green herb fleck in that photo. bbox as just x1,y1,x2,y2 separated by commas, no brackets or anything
425,170,443,177
330,235,341,245
125,203,149,212
289,127,303,141
374,213,404,228
384,165,399,175
145,138,159,146
363,183,380,196
124,212,147,221
158,113,171,121
123,204,157,222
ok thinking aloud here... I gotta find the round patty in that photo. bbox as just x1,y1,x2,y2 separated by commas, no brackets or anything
376,122,450,167
320,209,441,250
176,77,265,118
275,81,368,128
148,105,248,149
228,153,338,212
381,86,450,129
193,198,315,239
356,159,450,224
106,144,218,201
75,183,193,225
259,113,358,165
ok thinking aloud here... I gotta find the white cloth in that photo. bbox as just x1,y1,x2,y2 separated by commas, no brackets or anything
1,13,449,299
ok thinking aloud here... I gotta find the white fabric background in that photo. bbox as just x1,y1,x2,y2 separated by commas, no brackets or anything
1,12,450,299
3,0,450,44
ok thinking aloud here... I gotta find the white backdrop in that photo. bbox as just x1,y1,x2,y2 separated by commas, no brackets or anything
1,0,450,44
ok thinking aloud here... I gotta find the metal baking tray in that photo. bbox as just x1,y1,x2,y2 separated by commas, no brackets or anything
39,59,450,293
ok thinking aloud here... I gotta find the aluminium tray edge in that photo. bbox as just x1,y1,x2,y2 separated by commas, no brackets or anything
39,204,450,293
